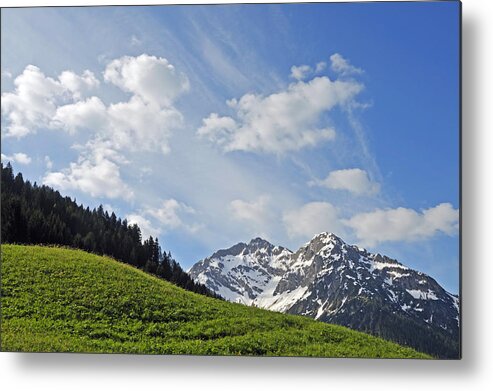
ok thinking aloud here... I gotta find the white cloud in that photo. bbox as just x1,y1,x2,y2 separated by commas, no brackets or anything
126,213,161,239
58,70,100,100
51,96,108,134
228,196,276,240
139,166,153,182
1,66,102,139
2,55,191,205
197,113,237,145
152,199,194,228
283,202,344,240
310,168,380,196
330,53,363,76
199,34,251,91
142,199,201,234
72,55,186,154
1,152,32,165
50,94,182,155
127,198,201,239
1,65,64,138
315,61,327,73
43,139,133,200
52,55,187,154
198,75,362,154
344,203,459,246
130,35,142,46
290,64,312,80
2,56,187,156
103,54,189,107
103,203,117,215
229,196,270,223
44,156,53,170
106,95,182,154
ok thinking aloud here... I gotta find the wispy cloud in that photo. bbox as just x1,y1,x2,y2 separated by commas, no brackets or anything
1,70,12,79
130,34,142,47
330,53,364,76
1,152,32,165
148,199,202,234
290,64,312,80
309,168,380,196
126,213,161,239
44,155,53,170
315,61,327,73
128,199,203,239
199,35,252,92
228,195,276,239
283,202,345,240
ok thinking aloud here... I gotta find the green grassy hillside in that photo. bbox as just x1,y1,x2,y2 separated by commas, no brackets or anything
1,245,429,358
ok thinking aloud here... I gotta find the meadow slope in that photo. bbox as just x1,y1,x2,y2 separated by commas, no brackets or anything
1,245,429,358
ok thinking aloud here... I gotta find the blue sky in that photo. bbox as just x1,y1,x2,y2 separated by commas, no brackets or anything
1,2,460,292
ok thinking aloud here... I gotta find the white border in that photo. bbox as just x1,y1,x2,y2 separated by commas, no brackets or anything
2,0,492,390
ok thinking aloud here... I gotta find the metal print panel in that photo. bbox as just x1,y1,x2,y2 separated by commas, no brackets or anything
0,1,461,359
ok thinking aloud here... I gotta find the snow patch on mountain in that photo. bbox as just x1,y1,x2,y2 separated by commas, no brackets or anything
189,232,460,358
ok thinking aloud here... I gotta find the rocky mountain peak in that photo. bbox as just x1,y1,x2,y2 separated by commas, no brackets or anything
189,232,460,358
292,231,345,260
310,231,345,248
209,242,247,259
188,237,293,304
247,237,274,250
314,231,342,241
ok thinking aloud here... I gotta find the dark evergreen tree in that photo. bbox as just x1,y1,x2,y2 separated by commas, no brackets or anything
0,163,220,299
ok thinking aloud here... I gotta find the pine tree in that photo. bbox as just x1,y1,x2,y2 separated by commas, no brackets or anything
0,163,219,298
83,232,97,252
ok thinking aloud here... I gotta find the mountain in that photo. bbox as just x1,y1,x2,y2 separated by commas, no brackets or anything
189,232,460,358
2,244,428,358
190,237,292,304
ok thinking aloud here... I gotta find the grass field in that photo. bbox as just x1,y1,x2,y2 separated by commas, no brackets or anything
1,244,430,357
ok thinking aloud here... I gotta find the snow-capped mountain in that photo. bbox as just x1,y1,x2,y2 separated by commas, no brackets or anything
189,232,460,358
190,237,293,304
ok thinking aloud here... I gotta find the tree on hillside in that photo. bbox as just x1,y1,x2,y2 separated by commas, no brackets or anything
0,162,220,299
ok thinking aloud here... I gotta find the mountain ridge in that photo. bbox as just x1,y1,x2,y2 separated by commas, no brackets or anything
189,232,460,358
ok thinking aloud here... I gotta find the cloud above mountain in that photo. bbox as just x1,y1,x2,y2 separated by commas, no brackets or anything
344,203,459,246
283,202,344,240
309,168,380,196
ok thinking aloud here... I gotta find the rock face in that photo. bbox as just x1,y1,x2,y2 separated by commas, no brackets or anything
189,232,460,358
189,237,292,304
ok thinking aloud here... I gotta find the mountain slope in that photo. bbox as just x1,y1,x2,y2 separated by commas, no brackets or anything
1,244,428,357
191,237,292,304
189,233,460,358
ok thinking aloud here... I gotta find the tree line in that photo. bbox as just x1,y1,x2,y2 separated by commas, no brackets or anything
1,162,220,299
